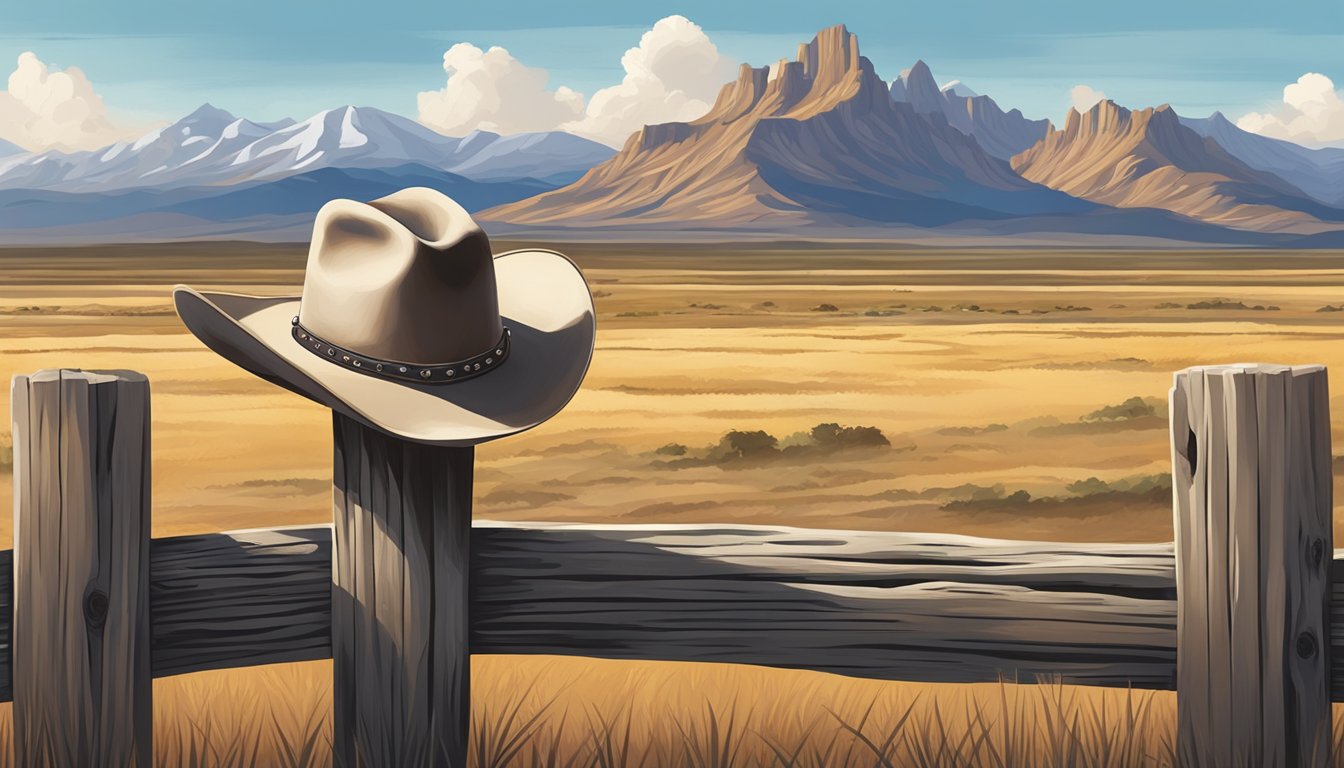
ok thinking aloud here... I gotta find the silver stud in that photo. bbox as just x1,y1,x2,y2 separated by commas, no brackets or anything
353,360,361,367
342,355,350,362
298,332,308,340
313,342,320,349
399,366,408,373
495,349,503,355
420,369,432,379
327,348,335,356
375,364,384,372
463,366,470,373
473,363,481,371
446,369,455,377
485,358,493,365
291,316,299,325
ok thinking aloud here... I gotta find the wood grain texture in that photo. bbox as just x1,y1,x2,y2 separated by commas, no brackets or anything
145,522,1181,687
331,414,472,768
150,526,331,677
470,522,1180,686
0,549,11,702
11,370,152,767
1172,364,1333,768
8,521,1344,703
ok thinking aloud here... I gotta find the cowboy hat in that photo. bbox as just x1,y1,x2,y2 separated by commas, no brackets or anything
173,187,595,446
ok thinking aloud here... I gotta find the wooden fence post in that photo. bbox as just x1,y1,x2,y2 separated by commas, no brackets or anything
1171,364,1332,767
330,412,471,768
11,369,152,766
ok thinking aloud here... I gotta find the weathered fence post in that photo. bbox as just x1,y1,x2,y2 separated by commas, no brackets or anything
11,369,152,766
330,412,472,768
1171,364,1332,767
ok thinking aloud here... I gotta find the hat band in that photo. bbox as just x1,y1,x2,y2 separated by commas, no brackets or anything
291,316,510,385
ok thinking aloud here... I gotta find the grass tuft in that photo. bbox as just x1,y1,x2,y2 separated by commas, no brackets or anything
0,661,1342,766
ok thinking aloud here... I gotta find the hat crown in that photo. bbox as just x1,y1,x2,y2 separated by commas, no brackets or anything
296,188,503,365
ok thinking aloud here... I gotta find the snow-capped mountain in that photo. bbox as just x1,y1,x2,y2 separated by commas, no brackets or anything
0,104,615,193
940,80,978,99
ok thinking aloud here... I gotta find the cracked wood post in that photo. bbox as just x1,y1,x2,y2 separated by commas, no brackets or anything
1171,364,1332,768
331,412,471,768
11,369,152,766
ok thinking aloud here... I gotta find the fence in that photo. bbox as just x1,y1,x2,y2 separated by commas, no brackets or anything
5,364,1336,766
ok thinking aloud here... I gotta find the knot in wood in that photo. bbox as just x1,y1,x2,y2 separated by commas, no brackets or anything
84,588,109,628
1296,631,1318,660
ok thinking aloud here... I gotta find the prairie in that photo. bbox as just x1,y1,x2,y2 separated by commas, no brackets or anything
3,242,1344,765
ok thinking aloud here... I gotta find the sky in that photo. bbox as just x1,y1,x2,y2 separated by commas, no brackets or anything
2,0,1342,151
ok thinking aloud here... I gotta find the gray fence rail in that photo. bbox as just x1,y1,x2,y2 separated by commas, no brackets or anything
0,524,1341,700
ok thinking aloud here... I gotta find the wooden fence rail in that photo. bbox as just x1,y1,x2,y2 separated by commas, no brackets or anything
7,364,1336,767
1,524,1344,700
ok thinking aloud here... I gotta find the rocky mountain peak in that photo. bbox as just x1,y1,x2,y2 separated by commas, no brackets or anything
1060,100,1187,142
796,24,862,85
1062,100,1134,139
898,59,943,114
670,23,877,134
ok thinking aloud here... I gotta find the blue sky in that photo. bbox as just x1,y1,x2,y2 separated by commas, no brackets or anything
3,0,1342,128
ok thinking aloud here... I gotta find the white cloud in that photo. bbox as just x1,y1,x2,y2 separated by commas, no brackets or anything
563,15,736,147
1069,84,1106,113
417,15,736,148
1237,73,1344,148
0,52,142,153
416,43,585,136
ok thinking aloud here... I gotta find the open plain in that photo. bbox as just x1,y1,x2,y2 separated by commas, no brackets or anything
5,242,1344,765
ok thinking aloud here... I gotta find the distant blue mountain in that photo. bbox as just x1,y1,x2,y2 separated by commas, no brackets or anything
1180,112,1344,207
163,164,555,219
0,164,556,231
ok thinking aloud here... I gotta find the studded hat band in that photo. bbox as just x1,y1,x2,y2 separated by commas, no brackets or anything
291,316,510,385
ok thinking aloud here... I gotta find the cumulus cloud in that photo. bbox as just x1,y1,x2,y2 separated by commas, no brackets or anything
1237,73,1344,148
563,15,736,147
0,52,142,152
1069,84,1106,113
417,43,585,135
417,15,736,148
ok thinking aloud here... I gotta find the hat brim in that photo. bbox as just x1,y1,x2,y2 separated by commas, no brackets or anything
173,248,596,446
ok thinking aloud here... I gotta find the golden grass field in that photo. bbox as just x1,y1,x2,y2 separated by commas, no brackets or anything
5,242,1344,765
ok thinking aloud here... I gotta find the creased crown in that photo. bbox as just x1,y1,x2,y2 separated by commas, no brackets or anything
297,188,503,365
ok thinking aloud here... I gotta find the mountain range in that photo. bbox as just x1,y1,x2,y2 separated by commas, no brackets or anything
0,105,614,242
1013,101,1344,234
482,25,1341,244
487,26,1091,230
0,24,1341,245
0,104,612,192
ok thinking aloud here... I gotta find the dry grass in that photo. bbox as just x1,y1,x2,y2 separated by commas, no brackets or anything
5,246,1344,764
0,659,1187,768
10,247,1344,543
0,656,1341,766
